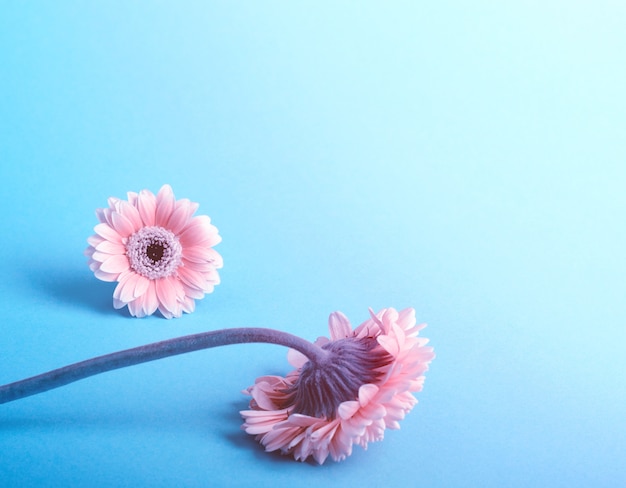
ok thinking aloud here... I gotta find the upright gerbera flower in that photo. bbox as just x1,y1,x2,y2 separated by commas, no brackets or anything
85,184,222,318
240,307,435,464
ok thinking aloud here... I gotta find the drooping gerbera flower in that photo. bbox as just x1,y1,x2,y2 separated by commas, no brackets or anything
0,307,434,463
240,307,435,464
85,184,222,318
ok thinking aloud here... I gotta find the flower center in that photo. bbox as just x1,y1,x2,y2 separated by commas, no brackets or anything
126,226,182,279
286,337,394,419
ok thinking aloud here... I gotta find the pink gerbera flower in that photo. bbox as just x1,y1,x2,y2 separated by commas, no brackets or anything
85,184,222,318
240,307,435,464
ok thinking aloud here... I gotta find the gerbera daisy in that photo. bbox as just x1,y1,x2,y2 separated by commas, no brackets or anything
1,307,434,463
85,184,222,318
240,307,435,464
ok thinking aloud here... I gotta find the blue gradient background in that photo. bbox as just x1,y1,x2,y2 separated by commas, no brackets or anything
1,2,625,487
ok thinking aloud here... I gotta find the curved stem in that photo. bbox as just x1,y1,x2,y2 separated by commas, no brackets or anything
0,328,327,405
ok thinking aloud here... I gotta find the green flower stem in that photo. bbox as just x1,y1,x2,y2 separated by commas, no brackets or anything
0,328,328,405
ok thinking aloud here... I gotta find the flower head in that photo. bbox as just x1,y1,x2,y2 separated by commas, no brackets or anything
85,185,222,318
240,307,435,463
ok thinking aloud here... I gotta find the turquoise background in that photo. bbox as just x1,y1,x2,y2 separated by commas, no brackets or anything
1,2,625,487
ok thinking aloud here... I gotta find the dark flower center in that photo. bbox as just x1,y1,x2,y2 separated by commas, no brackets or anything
126,226,183,279
146,243,165,262
285,337,394,419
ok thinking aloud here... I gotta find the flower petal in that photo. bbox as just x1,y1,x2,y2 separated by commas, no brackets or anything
127,299,145,317
182,246,219,264
287,348,309,369
111,211,135,238
94,223,122,243
377,333,400,356
358,384,379,407
141,281,159,316
100,254,130,274
134,275,150,298
177,266,211,292
114,272,142,303
137,189,157,226
155,276,185,318
155,184,176,227
179,216,221,247
94,268,120,282
118,200,143,233
87,235,105,248
155,277,176,312
167,198,197,234
181,296,195,314
95,240,126,255
126,191,138,206
337,401,360,420
328,311,352,340
181,283,204,299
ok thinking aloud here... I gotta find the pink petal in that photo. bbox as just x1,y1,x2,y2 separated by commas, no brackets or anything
95,208,108,224
263,426,303,451
377,333,399,356
155,278,176,311
137,189,156,226
241,406,289,419
287,414,321,427
94,268,119,282
87,235,105,248
126,191,138,206
110,211,135,238
287,348,309,368
242,422,278,436
100,254,130,274
155,184,175,227
182,246,215,263
107,196,121,209
155,276,184,317
142,281,159,316
177,266,209,291
367,307,384,327
181,296,195,314
312,448,330,465
127,298,146,317
179,216,221,247
397,307,416,329
95,240,126,255
159,308,174,319
182,283,204,299
118,200,143,233
249,383,281,411
309,420,340,442
328,311,352,340
202,283,216,294
166,199,197,234
181,259,220,273
360,403,387,421
134,275,150,298
94,223,122,243
337,401,360,420
391,322,407,348
358,384,379,407
204,248,223,267
114,272,141,303
91,250,113,263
